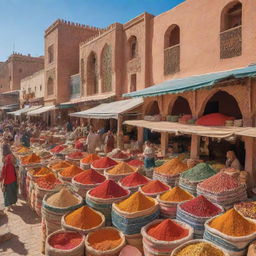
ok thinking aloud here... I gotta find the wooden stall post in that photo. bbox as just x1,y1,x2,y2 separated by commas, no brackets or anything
190,134,200,159
117,115,123,149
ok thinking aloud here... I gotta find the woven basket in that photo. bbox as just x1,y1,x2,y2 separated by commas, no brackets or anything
176,202,224,239
61,208,105,235
204,218,256,256
141,219,194,256
45,230,85,256
85,227,126,256
171,239,230,256
42,191,83,235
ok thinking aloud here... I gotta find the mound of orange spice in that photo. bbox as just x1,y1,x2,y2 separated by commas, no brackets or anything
60,165,84,178
155,158,188,175
87,228,123,251
21,153,41,165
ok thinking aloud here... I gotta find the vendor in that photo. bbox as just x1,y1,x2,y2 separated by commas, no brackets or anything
225,150,242,170
143,141,155,169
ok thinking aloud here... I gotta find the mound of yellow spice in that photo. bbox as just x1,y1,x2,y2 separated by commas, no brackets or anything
155,158,188,175
160,187,193,202
175,242,224,256
209,208,256,237
107,162,136,175
116,191,155,213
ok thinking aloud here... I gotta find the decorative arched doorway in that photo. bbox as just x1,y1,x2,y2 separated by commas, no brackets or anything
199,90,245,166
170,96,192,116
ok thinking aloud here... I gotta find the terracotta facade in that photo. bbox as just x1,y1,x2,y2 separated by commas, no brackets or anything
0,53,44,93
44,19,102,106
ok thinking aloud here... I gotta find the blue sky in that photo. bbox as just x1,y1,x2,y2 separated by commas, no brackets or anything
0,0,184,61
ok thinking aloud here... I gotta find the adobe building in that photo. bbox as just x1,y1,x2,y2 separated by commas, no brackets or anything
0,53,44,93
44,19,103,108
20,69,45,107
122,0,256,186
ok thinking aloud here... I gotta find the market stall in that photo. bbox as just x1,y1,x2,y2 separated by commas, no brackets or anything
70,98,144,149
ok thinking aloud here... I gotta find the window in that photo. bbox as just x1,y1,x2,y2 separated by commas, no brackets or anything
48,45,54,64
19,68,22,73
40,85,42,91
164,25,180,75
101,44,112,93
0,85,2,89
130,74,137,92
221,2,242,32
34,86,36,92
9,76,11,81
220,1,242,59
87,52,98,95
47,77,54,96
128,36,137,60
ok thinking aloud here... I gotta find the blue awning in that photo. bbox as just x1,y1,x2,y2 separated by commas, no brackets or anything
123,64,256,98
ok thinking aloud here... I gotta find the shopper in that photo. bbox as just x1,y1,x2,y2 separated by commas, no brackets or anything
143,141,156,168
0,154,18,211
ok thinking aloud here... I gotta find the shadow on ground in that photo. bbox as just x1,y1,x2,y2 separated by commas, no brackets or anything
11,202,41,225
0,233,28,255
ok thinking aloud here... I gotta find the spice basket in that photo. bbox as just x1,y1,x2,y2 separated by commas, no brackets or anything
61,208,105,235
35,184,62,217
104,170,135,182
65,156,81,166
157,195,194,219
71,178,105,198
141,219,194,256
118,176,151,193
176,202,224,239
42,191,83,235
45,230,85,256
170,239,230,256
111,201,159,235
153,172,180,187
139,185,170,198
204,218,256,256
86,190,130,225
197,185,247,210
85,227,126,256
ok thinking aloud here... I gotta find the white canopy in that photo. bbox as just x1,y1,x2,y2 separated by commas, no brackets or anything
8,105,42,116
27,105,56,116
124,120,256,139
69,98,143,119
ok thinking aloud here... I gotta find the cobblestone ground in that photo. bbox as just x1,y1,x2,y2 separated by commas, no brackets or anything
0,195,42,256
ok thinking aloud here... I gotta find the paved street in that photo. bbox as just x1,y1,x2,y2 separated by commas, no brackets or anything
0,195,42,256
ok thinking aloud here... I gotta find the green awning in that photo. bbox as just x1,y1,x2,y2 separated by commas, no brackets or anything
123,64,256,98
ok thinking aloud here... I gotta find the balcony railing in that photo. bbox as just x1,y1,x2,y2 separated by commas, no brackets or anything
164,44,180,75
220,26,242,59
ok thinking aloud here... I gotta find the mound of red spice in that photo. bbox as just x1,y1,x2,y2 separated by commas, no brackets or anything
112,151,129,159
51,145,66,153
180,195,222,217
141,180,169,194
89,180,128,199
196,113,234,126
128,159,144,167
67,151,85,159
120,172,149,187
37,173,61,190
92,157,117,169
74,169,106,185
48,231,83,250
198,172,240,193
147,219,189,241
